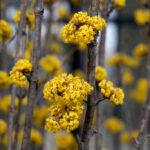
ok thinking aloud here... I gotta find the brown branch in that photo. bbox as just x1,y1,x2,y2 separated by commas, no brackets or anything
8,85,16,150
135,40,150,150
7,1,27,150
80,0,99,150
96,1,110,150
13,89,24,150
20,1,43,150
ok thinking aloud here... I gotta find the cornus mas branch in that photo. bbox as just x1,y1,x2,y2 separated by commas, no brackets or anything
8,1,26,150
135,39,150,150
20,1,43,150
80,0,99,150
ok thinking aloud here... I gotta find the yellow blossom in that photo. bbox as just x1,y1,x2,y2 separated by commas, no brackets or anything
10,59,32,87
0,119,7,134
123,69,133,85
39,55,61,74
111,0,126,9
0,71,10,89
33,105,49,127
77,42,87,51
0,95,18,113
58,7,68,18
73,69,85,79
120,131,130,144
107,53,139,67
104,117,125,133
61,12,106,45
110,87,124,105
43,0,54,3
95,66,107,81
98,80,114,97
44,73,93,133
129,78,148,103
3,131,15,146
51,42,64,53
134,9,150,26
0,20,13,42
13,10,35,30
133,43,148,58
18,129,43,146
55,133,78,150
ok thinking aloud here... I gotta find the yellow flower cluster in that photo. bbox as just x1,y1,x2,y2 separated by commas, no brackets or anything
73,69,85,79
134,9,150,26
43,73,93,132
61,12,106,45
0,71,10,89
18,128,43,146
0,20,13,42
51,42,64,53
99,80,114,97
43,0,54,3
2,131,15,146
107,53,139,67
129,78,148,103
13,10,35,30
33,105,49,127
0,95,18,113
58,7,68,19
71,0,82,6
99,80,124,105
120,130,139,144
104,117,125,133
95,66,107,81
10,59,32,87
123,69,133,85
133,43,148,58
77,42,87,51
111,0,126,9
0,119,7,134
39,55,61,74
55,133,78,150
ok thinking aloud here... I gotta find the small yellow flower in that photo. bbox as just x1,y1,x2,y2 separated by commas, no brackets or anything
98,80,114,97
10,59,32,87
0,95,18,113
133,43,148,58
0,119,7,134
61,11,106,45
58,7,68,18
134,9,150,26
95,66,107,81
104,117,125,133
110,87,124,105
39,55,61,74
123,69,133,85
120,131,130,144
55,133,77,149
18,129,43,146
44,73,93,133
13,10,35,30
111,0,126,9
0,71,10,89
0,20,13,42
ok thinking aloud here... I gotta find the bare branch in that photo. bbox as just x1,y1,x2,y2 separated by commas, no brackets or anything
20,1,44,150
80,0,99,150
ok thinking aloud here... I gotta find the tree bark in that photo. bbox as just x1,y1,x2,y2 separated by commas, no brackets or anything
80,0,99,150
20,1,43,150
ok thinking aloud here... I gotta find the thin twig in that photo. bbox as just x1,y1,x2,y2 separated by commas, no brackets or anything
7,1,26,150
20,1,43,150
135,36,150,150
80,0,99,150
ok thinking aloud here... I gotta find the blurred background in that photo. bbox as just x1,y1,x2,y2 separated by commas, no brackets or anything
0,0,150,150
